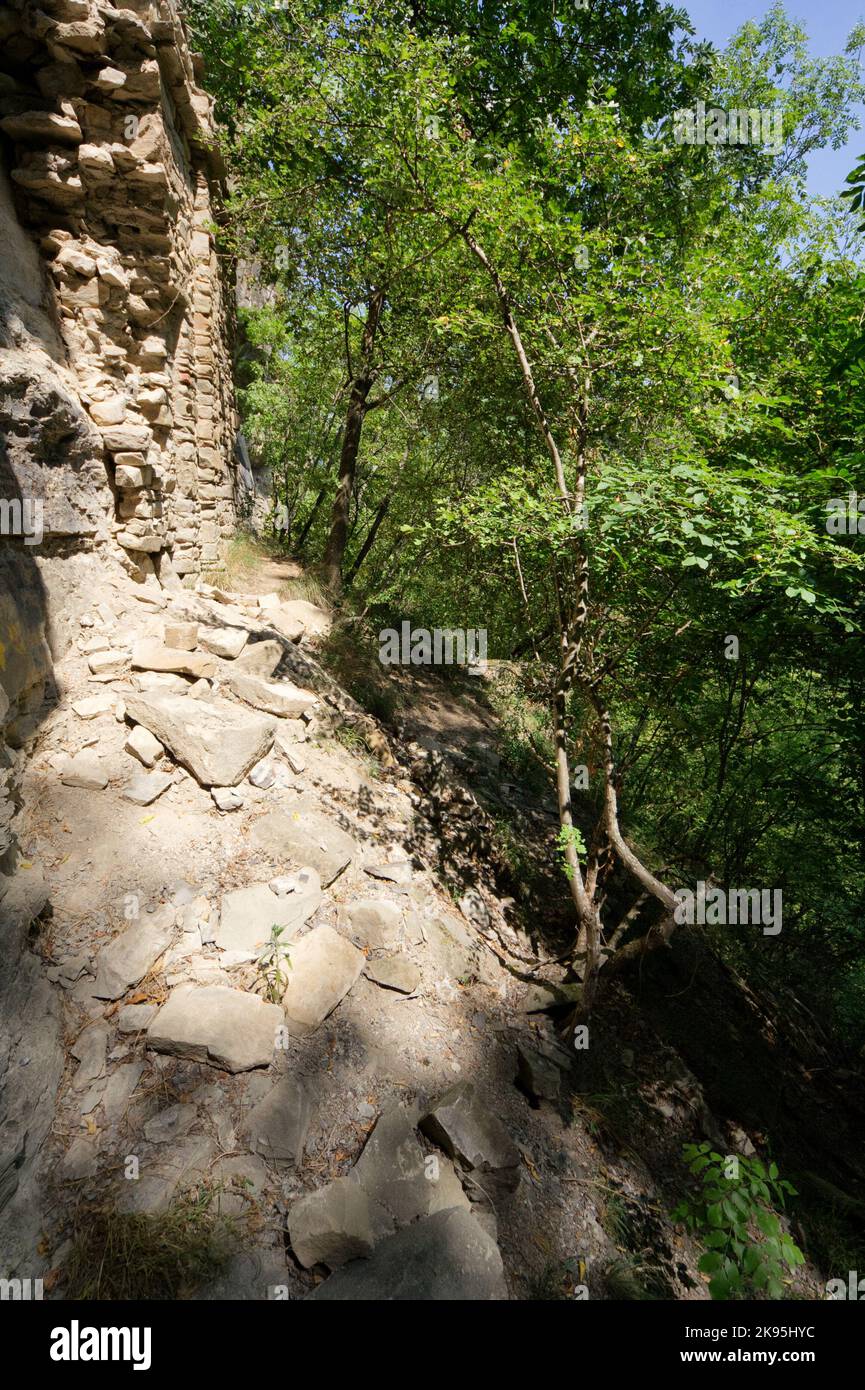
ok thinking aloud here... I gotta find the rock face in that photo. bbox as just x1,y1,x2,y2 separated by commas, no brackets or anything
124,690,276,786
146,984,284,1073
0,0,240,1288
308,1208,508,1300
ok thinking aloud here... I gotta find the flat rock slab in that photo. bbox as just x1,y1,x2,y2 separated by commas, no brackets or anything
93,904,176,1000
281,925,364,1034
365,956,419,994
243,1076,311,1168
343,898,403,949
198,626,249,660
125,690,276,787
235,639,283,678
61,749,107,790
275,599,331,639
364,861,413,885
308,1207,508,1300
251,808,356,886
420,1081,521,1195
226,669,318,719
146,984,284,1072
350,1105,470,1228
72,692,115,720
290,1177,376,1269
132,639,216,680
122,769,173,805
216,873,322,954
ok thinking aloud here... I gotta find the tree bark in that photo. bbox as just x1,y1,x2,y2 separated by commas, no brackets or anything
322,288,385,591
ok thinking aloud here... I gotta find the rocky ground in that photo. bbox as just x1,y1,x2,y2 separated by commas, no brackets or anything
2,556,828,1301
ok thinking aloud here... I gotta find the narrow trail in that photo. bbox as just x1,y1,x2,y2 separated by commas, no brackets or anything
2,554,831,1299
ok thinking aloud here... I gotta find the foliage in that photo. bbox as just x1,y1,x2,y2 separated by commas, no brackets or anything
673,1142,804,1299
256,924,292,1003
186,0,865,1034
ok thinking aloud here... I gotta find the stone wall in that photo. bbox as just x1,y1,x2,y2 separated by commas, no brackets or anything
0,0,239,588
0,0,242,841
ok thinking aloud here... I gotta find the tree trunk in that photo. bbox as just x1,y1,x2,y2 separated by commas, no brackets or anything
322,289,385,591
295,486,327,553
345,495,390,586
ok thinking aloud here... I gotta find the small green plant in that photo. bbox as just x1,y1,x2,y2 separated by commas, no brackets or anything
556,824,587,881
673,1142,804,1299
256,924,292,1003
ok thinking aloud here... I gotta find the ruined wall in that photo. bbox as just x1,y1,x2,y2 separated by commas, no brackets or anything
0,0,239,587
0,0,243,835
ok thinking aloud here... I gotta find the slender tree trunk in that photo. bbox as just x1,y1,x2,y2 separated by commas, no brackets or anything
295,486,327,553
322,289,385,591
345,495,390,586
454,221,678,1006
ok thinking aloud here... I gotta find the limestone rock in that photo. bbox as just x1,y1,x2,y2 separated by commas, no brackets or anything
121,769,172,805
125,723,163,767
71,1022,109,1090
344,898,403,950
308,1207,507,1300
146,984,283,1072
289,1177,376,1269
225,669,317,719
275,735,305,774
117,1003,157,1033
365,955,419,994
93,904,176,1000
216,873,322,954
248,758,275,789
281,926,365,1034
251,807,355,886
132,639,215,680
61,748,107,790
515,1041,567,1103
243,1075,311,1168
235,639,283,678
124,691,276,787
211,786,243,812
71,692,115,720
364,861,413,885
420,1082,521,1196
274,599,331,640
163,622,198,650
198,627,249,660
87,648,127,676
350,1105,470,1227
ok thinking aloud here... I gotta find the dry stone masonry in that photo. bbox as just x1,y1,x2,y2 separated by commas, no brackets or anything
0,0,240,588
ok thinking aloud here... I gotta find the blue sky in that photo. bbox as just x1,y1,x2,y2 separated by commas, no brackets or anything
681,0,865,196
